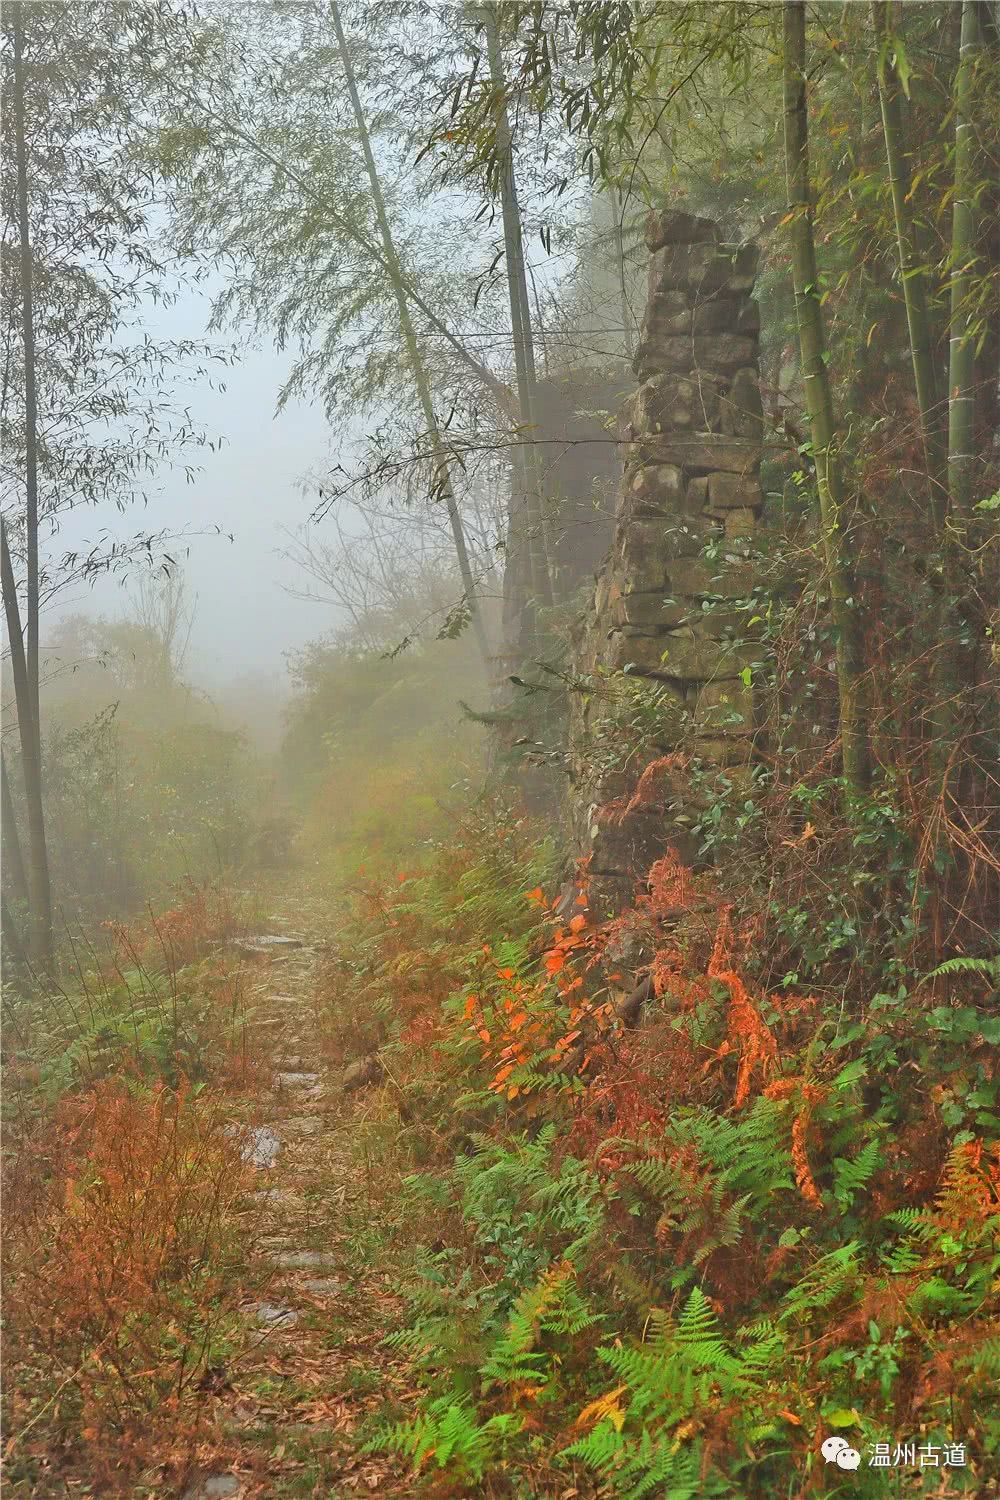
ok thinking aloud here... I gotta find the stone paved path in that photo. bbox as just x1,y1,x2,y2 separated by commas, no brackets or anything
184,910,414,1499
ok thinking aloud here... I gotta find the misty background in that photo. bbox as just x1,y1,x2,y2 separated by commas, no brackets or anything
48,287,341,701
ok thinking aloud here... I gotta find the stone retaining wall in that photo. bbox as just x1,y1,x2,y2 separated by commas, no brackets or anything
571,210,764,915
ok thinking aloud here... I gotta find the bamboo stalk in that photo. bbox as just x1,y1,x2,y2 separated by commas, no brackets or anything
782,0,870,802
329,1,492,669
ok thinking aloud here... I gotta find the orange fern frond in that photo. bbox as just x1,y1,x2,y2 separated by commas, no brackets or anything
715,969,779,1107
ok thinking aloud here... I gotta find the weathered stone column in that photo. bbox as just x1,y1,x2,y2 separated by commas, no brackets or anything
572,210,764,915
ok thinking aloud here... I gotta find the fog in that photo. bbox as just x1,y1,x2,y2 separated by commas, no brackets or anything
3,4,997,1495
48,287,339,689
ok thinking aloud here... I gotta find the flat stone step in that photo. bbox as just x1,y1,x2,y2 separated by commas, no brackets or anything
275,1071,321,1089
184,1478,241,1500
253,1301,299,1328
242,1186,300,1210
301,1276,343,1297
234,935,305,957
273,1249,338,1272
234,1125,281,1168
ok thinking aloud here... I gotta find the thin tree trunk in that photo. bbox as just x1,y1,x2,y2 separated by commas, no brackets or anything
2,518,52,965
933,0,984,792
946,0,981,535
782,0,870,802
329,1,491,669
2,896,28,970
1,750,30,910
481,6,554,619
13,9,40,737
614,188,635,360
872,0,946,511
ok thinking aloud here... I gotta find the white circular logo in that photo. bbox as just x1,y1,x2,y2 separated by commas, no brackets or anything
836,1447,862,1471
822,1436,850,1462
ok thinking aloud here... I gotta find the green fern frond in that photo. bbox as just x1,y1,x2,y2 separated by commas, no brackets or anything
481,1264,600,1388
373,1396,518,1480
924,954,999,981
778,1243,860,1325
832,1140,883,1209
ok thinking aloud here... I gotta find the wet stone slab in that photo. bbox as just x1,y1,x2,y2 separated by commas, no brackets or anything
275,1071,321,1089
243,1186,300,1209
234,1125,281,1168
253,1301,299,1328
301,1276,343,1297
183,1477,241,1500
274,1249,339,1272
282,1115,323,1136
234,934,304,955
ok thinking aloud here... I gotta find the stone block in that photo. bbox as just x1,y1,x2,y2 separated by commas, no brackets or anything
617,515,716,566
645,209,719,251
686,608,751,639
689,735,754,766
629,372,721,434
625,461,685,509
615,529,668,593
633,333,757,382
718,367,763,439
707,471,763,510
692,678,754,732
684,476,709,516
647,241,758,298
593,572,613,618
645,293,746,338
724,508,758,538
666,556,756,600
640,434,761,475
614,589,689,630
642,290,694,336
592,805,698,880
659,634,759,681
586,873,639,918
684,335,758,374
718,240,760,282
612,629,757,682
608,631,669,675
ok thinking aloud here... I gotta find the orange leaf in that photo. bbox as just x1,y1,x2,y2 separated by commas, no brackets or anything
477,1028,491,1043
569,914,587,933
509,1012,527,1031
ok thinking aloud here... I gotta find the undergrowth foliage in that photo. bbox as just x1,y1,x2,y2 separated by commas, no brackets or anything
329,812,1000,1496
3,1081,250,1486
1,880,263,1493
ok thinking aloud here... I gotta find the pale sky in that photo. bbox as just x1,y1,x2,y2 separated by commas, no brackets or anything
48,286,342,689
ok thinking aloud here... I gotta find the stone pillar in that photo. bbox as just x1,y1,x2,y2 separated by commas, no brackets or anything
572,210,764,915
